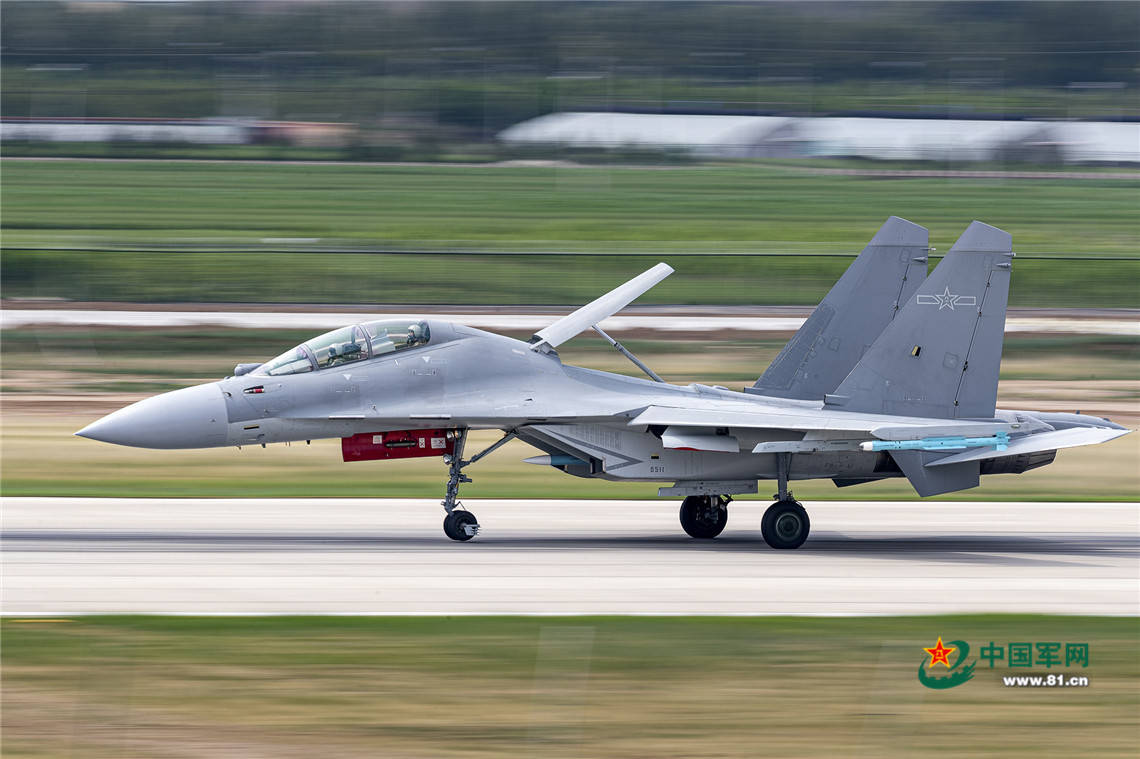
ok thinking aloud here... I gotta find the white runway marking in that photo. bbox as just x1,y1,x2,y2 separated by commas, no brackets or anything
2,498,1136,616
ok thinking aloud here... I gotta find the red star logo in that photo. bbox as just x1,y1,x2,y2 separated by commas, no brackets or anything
924,637,956,669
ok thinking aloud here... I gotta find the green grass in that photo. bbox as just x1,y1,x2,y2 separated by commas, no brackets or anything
3,615,1137,758
3,160,1138,305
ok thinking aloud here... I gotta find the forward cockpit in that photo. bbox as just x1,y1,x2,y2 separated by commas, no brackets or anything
253,319,432,377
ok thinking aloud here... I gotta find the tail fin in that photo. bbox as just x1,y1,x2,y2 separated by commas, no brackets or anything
748,216,928,400
828,221,1013,419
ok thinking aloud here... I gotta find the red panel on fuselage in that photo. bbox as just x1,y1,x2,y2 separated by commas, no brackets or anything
341,429,454,462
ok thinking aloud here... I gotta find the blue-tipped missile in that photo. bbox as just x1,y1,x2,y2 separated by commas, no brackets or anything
859,432,1009,453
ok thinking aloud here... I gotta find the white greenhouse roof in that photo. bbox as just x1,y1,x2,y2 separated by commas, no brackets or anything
499,112,1140,163
498,112,791,154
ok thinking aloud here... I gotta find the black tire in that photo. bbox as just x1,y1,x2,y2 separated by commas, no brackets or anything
761,500,810,549
443,510,478,542
679,495,728,539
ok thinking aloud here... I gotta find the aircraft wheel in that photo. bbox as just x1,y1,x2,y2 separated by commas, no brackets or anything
679,495,728,539
443,510,479,542
761,500,809,549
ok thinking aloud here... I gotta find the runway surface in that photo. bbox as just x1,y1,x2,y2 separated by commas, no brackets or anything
3,498,1137,616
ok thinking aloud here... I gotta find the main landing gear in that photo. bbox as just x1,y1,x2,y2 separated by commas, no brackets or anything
679,495,729,539
760,453,810,550
761,499,810,550
675,455,811,549
440,428,517,542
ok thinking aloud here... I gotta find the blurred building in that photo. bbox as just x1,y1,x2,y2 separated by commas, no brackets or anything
0,117,357,148
0,117,250,144
498,112,1140,164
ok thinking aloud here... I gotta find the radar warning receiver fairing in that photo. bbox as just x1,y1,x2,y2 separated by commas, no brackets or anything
76,218,1130,547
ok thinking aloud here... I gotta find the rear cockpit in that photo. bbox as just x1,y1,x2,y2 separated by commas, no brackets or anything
252,319,433,377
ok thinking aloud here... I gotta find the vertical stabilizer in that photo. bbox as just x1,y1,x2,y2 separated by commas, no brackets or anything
749,216,928,400
828,221,1013,419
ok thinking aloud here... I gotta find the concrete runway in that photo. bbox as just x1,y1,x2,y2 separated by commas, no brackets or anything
3,498,1137,616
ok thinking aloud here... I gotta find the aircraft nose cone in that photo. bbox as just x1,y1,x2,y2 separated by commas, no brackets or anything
76,382,229,449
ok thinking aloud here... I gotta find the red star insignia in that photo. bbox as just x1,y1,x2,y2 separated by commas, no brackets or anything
924,636,956,669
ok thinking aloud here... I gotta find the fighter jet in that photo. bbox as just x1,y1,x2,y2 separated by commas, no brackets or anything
77,218,1129,547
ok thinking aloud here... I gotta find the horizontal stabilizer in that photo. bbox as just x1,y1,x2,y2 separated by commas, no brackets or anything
926,426,1130,466
531,263,673,351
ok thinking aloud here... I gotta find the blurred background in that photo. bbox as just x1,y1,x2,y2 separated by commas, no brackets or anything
2,0,1137,503
3,1,1138,159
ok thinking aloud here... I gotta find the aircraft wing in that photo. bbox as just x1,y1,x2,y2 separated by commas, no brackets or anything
926,426,1130,466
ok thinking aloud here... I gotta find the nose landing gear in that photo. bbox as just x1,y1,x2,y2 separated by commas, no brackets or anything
440,428,516,542
443,510,479,541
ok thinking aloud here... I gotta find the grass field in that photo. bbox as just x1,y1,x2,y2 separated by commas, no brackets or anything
3,615,1137,758
3,160,1138,305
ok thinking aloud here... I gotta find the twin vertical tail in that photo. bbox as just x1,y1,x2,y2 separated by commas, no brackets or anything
827,221,1014,420
749,216,929,400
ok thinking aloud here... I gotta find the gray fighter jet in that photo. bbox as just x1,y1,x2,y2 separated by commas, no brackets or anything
77,218,1129,547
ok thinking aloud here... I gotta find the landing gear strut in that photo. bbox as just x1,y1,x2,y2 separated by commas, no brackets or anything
440,428,516,542
761,453,810,550
679,495,729,539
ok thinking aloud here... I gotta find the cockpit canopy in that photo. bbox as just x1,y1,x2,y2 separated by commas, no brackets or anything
253,319,431,377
